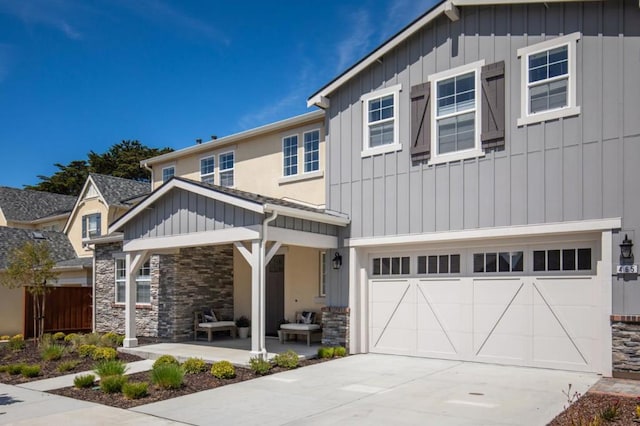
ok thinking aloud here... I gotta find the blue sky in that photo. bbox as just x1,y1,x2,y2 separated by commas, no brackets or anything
0,0,435,188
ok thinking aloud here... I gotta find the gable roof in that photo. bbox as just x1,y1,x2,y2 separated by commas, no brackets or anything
89,174,151,208
0,187,76,222
0,227,77,270
109,177,349,234
307,0,597,107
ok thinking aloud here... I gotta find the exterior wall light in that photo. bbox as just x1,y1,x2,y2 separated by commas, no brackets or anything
620,234,634,262
332,252,343,270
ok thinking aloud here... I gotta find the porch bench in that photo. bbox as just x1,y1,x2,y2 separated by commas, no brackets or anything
194,312,237,342
279,311,322,346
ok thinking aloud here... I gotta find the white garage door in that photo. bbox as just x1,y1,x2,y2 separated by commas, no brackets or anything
369,276,603,372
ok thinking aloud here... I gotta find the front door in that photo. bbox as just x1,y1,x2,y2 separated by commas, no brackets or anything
265,254,285,336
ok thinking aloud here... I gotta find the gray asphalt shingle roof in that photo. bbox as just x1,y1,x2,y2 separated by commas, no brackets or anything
54,257,93,269
0,187,76,222
90,174,151,208
0,227,77,270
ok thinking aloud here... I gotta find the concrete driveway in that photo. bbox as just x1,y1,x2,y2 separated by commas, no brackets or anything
133,354,599,425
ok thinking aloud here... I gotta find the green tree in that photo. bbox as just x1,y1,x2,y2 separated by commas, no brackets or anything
0,241,59,344
26,140,173,195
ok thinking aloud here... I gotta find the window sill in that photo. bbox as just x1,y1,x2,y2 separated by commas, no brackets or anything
112,303,152,310
278,170,324,185
429,148,485,166
517,106,580,127
361,143,402,158
314,296,326,304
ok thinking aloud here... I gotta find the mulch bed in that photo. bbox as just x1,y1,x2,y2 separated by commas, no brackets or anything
49,358,328,409
549,393,639,425
0,341,143,385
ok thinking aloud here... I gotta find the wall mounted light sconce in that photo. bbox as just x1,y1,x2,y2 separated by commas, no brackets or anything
332,252,343,270
620,234,634,262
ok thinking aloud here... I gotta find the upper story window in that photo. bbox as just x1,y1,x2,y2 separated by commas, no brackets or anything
303,130,320,173
162,166,175,183
219,151,234,187
200,156,215,184
361,84,401,157
81,213,101,239
115,258,151,304
517,32,580,126
428,61,484,165
283,135,298,176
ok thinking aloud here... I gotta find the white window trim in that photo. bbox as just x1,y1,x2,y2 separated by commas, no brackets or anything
135,261,152,305
361,84,402,158
161,165,175,183
428,60,485,166
200,155,215,183
278,170,324,185
218,150,235,188
319,251,327,297
517,32,581,126
114,257,126,305
302,129,321,173
282,133,299,177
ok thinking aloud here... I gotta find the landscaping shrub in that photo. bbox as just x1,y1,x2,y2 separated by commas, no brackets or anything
91,347,118,361
273,350,299,369
41,333,53,345
317,347,335,359
57,360,80,372
21,364,41,378
80,333,102,346
100,375,127,393
78,344,97,358
8,335,25,351
210,361,236,379
0,365,8,373
249,357,271,375
153,354,179,368
52,332,66,341
7,364,25,375
94,360,127,378
100,332,120,348
181,357,206,374
74,374,96,389
41,343,65,361
122,381,149,399
116,334,125,347
0,335,10,340
333,346,347,357
64,333,78,343
151,364,184,390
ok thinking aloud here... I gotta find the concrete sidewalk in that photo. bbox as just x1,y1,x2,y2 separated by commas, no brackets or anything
18,359,155,392
0,383,181,425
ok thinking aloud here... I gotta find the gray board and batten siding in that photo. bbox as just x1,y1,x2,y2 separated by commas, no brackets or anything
327,0,639,237
322,1,640,308
123,187,337,241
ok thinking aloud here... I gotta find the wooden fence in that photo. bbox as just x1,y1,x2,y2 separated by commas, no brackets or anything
24,287,92,338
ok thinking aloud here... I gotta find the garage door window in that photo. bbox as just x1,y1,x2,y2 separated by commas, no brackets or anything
473,251,524,273
533,248,591,272
372,256,410,276
417,254,460,274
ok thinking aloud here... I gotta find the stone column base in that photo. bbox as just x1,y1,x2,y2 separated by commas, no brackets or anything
321,307,350,351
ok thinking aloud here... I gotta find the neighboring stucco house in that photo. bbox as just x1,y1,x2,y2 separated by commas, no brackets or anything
307,0,640,377
92,111,342,358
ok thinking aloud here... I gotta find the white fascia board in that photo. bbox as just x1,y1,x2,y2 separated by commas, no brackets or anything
123,226,261,252
452,0,597,4
268,227,338,249
346,218,622,248
109,179,264,234
264,203,350,227
141,110,325,167
307,1,448,105
87,233,124,244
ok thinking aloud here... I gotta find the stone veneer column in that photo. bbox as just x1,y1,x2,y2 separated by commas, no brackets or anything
94,242,158,336
611,315,640,379
321,307,350,350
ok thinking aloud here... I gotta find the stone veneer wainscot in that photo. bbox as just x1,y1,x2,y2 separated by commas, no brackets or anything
611,315,640,378
321,306,350,350
95,243,234,340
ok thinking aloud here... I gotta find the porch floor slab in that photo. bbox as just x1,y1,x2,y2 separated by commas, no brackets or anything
119,337,320,366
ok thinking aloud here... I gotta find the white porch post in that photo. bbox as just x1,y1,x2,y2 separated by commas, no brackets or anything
235,240,266,358
123,251,146,349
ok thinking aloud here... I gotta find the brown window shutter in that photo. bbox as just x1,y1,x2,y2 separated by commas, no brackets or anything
410,82,431,162
480,61,505,149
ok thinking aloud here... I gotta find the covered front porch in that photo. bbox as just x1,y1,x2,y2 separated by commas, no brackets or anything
107,178,349,358
120,336,321,366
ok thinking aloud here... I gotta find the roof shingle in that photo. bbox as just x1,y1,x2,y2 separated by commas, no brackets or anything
90,174,151,208
0,187,76,222
0,227,77,270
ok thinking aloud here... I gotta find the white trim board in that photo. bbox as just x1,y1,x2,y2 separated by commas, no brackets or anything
346,218,621,248
123,226,261,252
